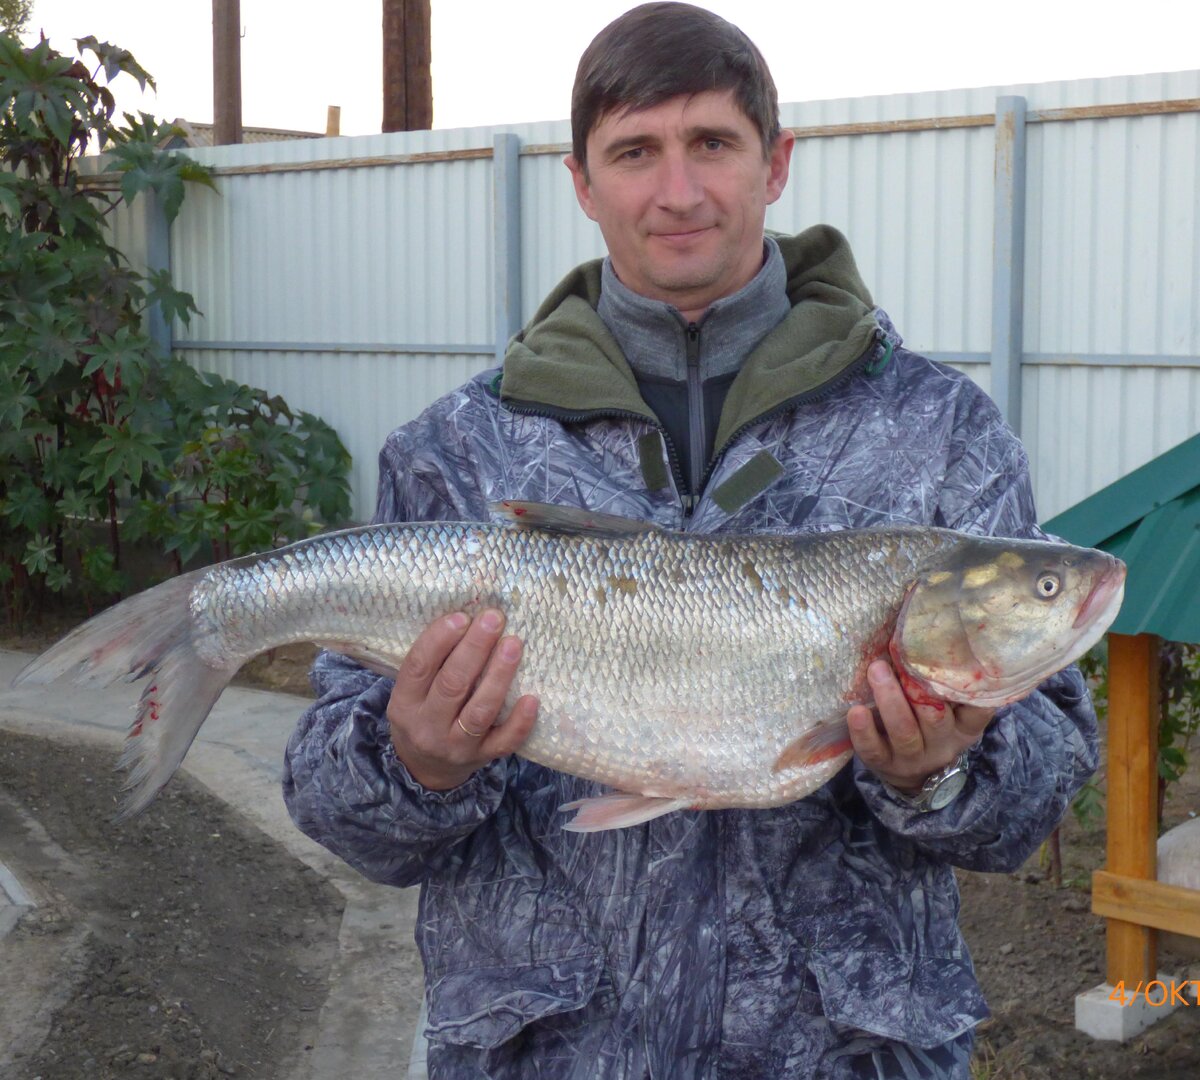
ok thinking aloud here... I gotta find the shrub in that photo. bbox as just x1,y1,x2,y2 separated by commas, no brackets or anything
0,34,350,618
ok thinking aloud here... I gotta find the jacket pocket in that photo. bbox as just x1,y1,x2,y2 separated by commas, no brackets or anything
425,952,604,1050
806,945,988,1049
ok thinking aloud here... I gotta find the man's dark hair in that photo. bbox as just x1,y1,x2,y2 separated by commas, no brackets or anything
571,2,782,173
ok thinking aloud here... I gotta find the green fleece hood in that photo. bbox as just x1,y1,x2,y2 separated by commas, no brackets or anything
500,224,881,456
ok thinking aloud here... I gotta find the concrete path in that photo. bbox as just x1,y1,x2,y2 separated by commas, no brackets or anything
0,648,428,1079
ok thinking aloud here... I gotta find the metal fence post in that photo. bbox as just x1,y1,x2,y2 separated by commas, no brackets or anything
493,133,523,363
144,190,172,357
991,95,1027,434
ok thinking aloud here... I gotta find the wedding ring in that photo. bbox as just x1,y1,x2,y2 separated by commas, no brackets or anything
456,716,486,738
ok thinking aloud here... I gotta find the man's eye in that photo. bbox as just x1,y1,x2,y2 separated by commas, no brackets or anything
703,138,725,151
621,147,645,161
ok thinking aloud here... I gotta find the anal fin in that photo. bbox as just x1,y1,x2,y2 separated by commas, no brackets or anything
317,641,401,680
559,792,694,832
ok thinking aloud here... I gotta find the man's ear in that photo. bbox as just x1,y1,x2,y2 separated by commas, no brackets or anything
564,154,598,221
765,130,795,205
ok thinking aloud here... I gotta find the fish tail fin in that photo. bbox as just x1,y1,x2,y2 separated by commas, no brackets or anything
772,719,854,773
559,793,695,832
12,570,238,820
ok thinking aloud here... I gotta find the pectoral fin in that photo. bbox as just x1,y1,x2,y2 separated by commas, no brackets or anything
772,719,854,773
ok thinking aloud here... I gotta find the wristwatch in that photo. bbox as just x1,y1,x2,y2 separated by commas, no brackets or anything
888,751,971,812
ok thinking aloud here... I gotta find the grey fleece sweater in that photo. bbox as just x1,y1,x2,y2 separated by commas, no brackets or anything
596,238,790,505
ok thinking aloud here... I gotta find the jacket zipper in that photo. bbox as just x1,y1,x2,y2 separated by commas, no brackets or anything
685,322,704,517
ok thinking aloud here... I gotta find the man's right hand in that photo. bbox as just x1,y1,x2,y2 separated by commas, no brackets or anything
387,608,538,791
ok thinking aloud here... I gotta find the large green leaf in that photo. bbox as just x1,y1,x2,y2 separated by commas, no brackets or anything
81,422,164,489
75,36,155,92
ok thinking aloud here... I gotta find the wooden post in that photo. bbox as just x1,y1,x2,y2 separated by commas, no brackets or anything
1103,632,1161,985
382,0,433,132
326,106,341,137
212,0,243,145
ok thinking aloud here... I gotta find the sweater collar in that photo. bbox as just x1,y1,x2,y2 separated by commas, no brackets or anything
595,238,790,383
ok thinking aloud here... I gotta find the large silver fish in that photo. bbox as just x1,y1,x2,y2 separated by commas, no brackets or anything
11,501,1125,830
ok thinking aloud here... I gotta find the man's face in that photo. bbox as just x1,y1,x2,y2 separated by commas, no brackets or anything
566,90,793,320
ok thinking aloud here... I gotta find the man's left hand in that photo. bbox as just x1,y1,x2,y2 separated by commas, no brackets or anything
848,659,994,795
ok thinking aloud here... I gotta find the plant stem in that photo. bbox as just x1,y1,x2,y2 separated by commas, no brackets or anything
1046,827,1063,889
107,478,120,572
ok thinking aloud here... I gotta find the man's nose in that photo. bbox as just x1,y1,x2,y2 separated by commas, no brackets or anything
655,153,704,213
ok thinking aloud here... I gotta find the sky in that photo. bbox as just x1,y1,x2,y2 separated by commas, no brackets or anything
19,1,1200,136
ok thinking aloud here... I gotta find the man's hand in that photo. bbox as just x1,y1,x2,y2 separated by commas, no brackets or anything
387,608,538,791
848,659,994,795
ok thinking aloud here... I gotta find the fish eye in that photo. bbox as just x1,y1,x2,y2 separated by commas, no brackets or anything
1035,572,1061,599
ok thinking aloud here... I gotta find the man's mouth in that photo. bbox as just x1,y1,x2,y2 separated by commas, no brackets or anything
651,226,715,244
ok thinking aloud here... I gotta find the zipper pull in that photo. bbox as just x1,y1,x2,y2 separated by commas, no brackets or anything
686,322,701,366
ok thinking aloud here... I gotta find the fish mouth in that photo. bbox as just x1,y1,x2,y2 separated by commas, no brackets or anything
1073,560,1126,630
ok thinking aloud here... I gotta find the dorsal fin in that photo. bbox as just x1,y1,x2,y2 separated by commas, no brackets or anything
489,500,659,536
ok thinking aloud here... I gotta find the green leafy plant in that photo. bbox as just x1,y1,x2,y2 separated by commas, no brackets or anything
124,360,351,567
1157,643,1200,810
0,3,31,38
1071,644,1110,832
0,33,351,619
1067,640,1200,833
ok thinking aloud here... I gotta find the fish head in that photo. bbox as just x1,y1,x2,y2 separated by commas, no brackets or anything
890,537,1126,708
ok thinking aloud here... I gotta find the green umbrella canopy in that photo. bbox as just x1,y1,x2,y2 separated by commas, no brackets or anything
1043,433,1200,643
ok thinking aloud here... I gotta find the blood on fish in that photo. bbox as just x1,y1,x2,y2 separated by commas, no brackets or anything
888,642,946,708
144,683,161,723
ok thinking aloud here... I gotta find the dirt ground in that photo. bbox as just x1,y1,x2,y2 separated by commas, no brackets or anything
3,609,1200,1078
958,802,1200,1078
0,728,344,1080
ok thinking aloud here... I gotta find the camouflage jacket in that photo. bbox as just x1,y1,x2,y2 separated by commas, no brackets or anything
283,227,1098,1080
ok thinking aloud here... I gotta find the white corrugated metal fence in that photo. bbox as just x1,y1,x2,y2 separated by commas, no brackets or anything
110,71,1200,522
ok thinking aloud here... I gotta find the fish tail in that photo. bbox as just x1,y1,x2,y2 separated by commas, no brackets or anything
12,569,239,820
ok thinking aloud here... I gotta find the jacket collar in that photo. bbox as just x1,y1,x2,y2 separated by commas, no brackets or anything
500,225,883,456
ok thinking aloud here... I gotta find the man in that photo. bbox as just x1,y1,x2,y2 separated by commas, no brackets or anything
284,4,1097,1077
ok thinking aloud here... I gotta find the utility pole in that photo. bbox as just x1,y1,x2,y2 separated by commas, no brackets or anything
213,0,243,145
382,0,432,132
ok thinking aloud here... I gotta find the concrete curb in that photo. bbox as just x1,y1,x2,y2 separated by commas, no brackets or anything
0,856,36,941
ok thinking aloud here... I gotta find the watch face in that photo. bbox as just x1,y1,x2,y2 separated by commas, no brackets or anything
928,770,968,811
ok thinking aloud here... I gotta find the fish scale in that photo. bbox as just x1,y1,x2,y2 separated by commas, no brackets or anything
10,504,1125,830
